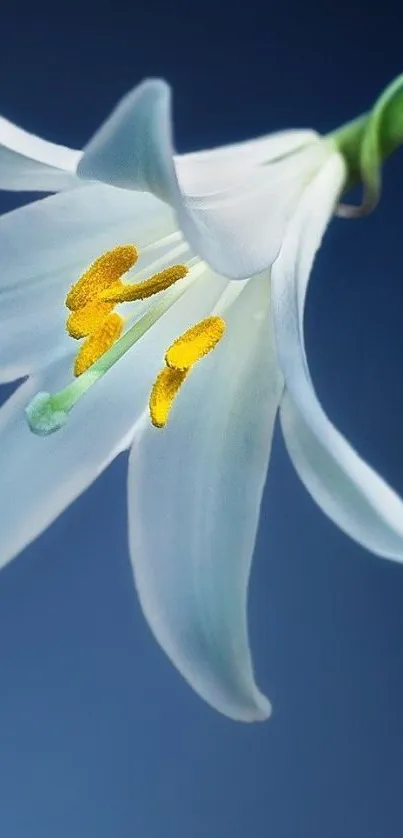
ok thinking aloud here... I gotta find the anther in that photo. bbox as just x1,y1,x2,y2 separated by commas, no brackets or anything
66,245,138,311
74,313,124,377
149,315,226,429
165,316,226,371
66,299,115,339
100,264,189,304
149,367,188,429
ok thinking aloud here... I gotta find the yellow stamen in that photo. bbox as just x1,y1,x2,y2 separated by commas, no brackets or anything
66,299,116,339
100,264,189,303
165,316,226,371
149,315,226,428
74,313,124,377
66,245,138,311
149,367,188,428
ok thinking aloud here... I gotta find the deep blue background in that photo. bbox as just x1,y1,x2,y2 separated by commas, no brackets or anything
0,2,402,836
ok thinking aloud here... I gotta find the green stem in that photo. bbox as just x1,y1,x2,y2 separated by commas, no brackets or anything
329,112,368,189
331,73,403,208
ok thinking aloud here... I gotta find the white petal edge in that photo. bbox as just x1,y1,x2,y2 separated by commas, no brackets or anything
0,267,228,569
0,184,178,381
272,152,403,561
127,273,283,722
280,391,403,559
77,78,329,279
0,114,81,191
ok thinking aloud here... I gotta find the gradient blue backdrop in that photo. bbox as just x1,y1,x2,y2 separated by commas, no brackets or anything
0,2,402,836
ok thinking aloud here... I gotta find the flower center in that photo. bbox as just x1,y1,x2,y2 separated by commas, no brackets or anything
26,244,226,435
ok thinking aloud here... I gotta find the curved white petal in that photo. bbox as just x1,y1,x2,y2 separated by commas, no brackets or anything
272,153,403,561
0,266,228,568
78,79,329,279
127,273,283,722
280,392,403,559
0,115,81,191
0,184,178,381
177,130,320,193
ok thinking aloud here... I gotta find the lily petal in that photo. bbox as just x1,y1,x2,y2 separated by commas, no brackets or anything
272,153,403,561
0,184,177,381
280,392,403,560
78,79,329,279
0,266,228,568
0,115,81,191
127,273,283,721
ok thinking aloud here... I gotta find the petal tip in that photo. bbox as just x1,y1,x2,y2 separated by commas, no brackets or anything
135,77,171,97
77,76,173,195
236,693,272,724
194,678,272,724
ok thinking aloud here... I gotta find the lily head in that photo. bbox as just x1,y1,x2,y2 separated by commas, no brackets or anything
1,77,403,722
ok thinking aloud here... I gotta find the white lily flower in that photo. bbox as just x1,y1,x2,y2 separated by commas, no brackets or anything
1,78,403,724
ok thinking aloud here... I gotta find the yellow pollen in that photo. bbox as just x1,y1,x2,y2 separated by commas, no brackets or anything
149,315,226,429
149,367,188,428
66,299,116,339
74,313,124,377
66,245,138,311
100,264,189,303
165,316,226,371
